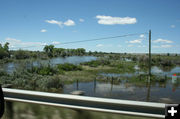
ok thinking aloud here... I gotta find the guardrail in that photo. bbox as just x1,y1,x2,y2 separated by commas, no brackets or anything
3,88,165,118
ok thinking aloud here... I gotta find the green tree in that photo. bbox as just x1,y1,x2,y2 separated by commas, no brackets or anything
43,45,54,57
0,42,10,59
14,49,30,59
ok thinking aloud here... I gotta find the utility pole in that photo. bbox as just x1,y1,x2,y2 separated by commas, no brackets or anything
149,30,151,80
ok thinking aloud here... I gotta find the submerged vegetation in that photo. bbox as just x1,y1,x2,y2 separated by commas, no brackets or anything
0,42,180,92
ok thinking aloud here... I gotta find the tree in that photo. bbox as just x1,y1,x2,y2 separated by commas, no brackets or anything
43,45,54,57
4,42,9,52
0,42,10,59
14,49,30,59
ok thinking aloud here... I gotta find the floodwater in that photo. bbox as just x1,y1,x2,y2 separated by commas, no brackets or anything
63,78,180,103
100,65,180,78
1,57,180,119
1,56,180,103
0,56,97,73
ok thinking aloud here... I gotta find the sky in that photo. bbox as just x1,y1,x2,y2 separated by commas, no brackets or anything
0,0,180,53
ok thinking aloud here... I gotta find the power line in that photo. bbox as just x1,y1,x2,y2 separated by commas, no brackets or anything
10,32,148,49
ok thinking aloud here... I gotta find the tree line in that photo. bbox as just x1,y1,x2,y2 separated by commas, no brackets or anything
0,43,86,60
43,45,86,57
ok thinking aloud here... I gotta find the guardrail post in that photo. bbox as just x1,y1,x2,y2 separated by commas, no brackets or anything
3,84,13,119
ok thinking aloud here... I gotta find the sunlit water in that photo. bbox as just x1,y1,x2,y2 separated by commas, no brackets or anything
63,78,180,103
1,57,180,119
0,56,97,73
1,56,180,103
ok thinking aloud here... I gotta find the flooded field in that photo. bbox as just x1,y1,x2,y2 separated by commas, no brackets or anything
63,77,180,103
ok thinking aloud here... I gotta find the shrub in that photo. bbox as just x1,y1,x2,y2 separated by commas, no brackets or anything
57,63,82,71
37,76,63,89
28,64,57,76
81,60,110,67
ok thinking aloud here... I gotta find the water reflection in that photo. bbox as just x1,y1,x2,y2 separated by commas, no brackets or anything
100,66,180,78
63,77,180,103
0,56,97,73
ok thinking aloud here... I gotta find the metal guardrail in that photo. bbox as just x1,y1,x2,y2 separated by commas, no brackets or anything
3,88,165,118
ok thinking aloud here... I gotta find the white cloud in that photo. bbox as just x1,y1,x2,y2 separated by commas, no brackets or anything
96,15,137,25
6,37,21,43
45,19,63,27
153,38,173,43
140,34,145,38
5,37,46,49
128,44,133,47
129,39,142,44
52,41,60,45
161,45,173,48
138,45,146,47
170,25,175,28
41,29,47,32
79,18,84,22
96,44,103,47
64,19,75,26
153,45,173,48
45,19,75,27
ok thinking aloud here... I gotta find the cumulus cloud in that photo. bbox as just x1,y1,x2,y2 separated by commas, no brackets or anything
96,15,137,25
45,19,75,27
64,19,75,26
45,19,63,27
5,37,46,49
41,29,47,32
170,25,175,28
79,18,84,22
96,44,104,47
129,39,142,44
52,41,60,45
153,38,173,43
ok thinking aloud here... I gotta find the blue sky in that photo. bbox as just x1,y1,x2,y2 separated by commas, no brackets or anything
0,0,180,53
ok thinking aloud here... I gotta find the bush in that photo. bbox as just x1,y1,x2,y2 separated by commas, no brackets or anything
0,70,8,76
81,60,110,67
116,62,135,73
28,63,82,76
160,60,174,67
28,64,57,76
57,63,82,71
14,50,30,59
37,76,63,89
